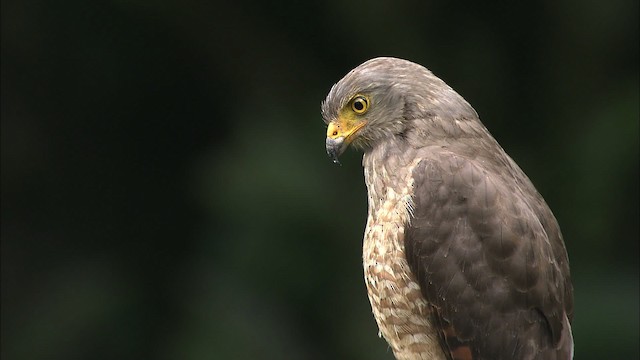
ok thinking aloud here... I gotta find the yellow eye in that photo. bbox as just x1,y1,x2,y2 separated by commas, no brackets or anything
351,95,369,114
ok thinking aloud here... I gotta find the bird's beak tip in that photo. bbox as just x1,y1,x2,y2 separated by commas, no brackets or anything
326,136,345,165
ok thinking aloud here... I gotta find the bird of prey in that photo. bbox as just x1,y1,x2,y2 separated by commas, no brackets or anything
322,57,573,360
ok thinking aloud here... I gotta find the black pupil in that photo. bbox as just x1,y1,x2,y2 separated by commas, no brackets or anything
354,100,365,111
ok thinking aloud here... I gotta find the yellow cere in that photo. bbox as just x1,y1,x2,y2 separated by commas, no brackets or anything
325,95,370,140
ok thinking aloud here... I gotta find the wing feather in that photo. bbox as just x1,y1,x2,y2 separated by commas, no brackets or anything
404,150,573,360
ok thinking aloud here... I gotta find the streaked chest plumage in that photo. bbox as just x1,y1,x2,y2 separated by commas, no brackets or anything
362,155,446,360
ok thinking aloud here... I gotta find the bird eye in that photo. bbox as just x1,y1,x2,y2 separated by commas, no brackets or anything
351,96,369,114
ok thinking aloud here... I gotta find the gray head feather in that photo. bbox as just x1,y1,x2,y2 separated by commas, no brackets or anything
321,57,480,149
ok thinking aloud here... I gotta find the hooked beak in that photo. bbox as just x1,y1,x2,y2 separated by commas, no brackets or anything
325,119,366,165
326,136,345,165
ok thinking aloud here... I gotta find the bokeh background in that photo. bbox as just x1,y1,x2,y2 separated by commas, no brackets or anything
2,0,638,359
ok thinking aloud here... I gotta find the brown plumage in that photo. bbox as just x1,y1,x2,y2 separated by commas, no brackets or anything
322,57,573,360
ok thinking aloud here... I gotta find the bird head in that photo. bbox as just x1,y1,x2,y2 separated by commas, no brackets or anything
321,57,477,164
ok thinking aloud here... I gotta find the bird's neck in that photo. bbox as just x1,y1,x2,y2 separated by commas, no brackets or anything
362,137,416,190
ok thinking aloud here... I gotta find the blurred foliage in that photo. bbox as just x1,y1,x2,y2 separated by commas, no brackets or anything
1,0,638,359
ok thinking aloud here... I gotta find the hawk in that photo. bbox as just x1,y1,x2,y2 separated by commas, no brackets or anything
322,57,574,360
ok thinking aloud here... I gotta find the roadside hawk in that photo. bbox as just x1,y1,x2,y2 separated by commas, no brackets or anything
322,57,573,360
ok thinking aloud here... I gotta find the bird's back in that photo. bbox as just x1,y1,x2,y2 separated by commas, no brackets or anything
402,136,574,360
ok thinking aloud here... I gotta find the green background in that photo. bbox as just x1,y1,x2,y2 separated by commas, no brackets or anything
2,0,638,359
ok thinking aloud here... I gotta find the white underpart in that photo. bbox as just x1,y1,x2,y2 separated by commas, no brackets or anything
362,157,446,360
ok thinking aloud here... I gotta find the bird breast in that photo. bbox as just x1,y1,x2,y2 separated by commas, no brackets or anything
362,155,446,360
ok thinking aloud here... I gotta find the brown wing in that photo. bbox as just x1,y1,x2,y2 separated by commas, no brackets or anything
404,150,573,360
